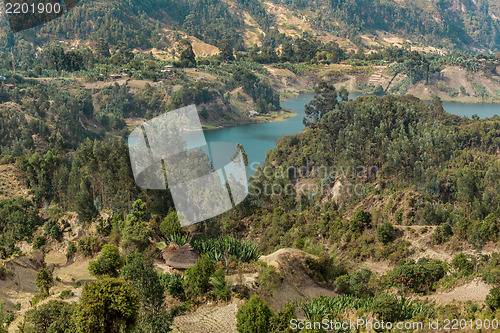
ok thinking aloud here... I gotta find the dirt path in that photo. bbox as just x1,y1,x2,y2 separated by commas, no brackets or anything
422,278,491,306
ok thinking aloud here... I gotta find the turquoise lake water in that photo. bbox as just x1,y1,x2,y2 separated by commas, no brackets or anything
204,94,499,173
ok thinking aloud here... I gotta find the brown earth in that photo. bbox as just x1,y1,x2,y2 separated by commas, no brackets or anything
422,277,492,306
259,248,337,311
171,301,240,333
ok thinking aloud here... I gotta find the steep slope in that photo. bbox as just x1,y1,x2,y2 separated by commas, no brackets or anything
1,0,498,52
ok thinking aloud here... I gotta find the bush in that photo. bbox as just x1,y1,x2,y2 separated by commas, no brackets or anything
30,293,48,307
270,302,296,333
25,300,75,333
159,209,182,239
66,241,77,259
0,266,12,280
257,264,281,296
431,223,453,245
236,295,274,333
334,269,373,297
377,222,395,244
184,255,215,298
36,267,53,295
306,254,347,282
73,278,139,333
78,237,101,257
349,209,372,235
32,235,46,250
88,244,123,277
372,294,425,322
59,289,75,299
451,253,474,276
210,268,229,301
44,220,61,239
390,259,445,294
486,287,500,310
4,312,13,326
160,273,185,301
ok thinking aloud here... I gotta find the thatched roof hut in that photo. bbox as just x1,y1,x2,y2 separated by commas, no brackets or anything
166,243,199,271
161,242,179,262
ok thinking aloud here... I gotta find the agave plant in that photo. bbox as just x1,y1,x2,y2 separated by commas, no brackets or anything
165,233,189,246
190,235,259,263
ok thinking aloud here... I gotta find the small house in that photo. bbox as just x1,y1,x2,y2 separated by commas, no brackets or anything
249,110,258,117
161,242,179,262
165,243,200,273
110,74,122,79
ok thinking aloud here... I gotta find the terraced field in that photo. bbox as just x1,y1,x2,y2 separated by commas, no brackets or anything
171,302,239,333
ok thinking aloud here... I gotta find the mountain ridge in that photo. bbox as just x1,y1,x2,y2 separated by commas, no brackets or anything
1,0,498,53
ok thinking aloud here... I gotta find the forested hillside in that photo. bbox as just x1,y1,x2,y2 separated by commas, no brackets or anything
0,0,500,331
1,0,499,52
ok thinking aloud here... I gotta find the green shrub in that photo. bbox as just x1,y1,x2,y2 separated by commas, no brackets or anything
431,223,453,245
32,235,46,250
184,255,215,298
88,244,123,277
210,268,229,301
448,88,459,97
66,241,77,259
30,293,48,307
44,220,61,239
160,273,185,301
451,253,474,276
4,312,14,326
36,267,53,295
236,295,274,333
270,302,296,333
395,209,403,224
59,289,75,299
486,287,500,310
26,300,74,333
0,266,12,280
390,258,445,294
78,237,101,257
377,222,395,244
257,264,281,296
334,269,373,297
159,209,182,239
372,294,432,322
306,254,347,282
349,209,372,235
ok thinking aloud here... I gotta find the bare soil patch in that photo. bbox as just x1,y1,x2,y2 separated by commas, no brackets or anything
423,277,491,306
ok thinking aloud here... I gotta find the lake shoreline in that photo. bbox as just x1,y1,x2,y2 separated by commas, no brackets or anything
202,109,297,131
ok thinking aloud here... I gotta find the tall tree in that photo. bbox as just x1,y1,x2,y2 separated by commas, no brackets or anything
36,267,53,295
218,39,234,62
76,179,98,224
122,252,171,332
303,81,338,126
